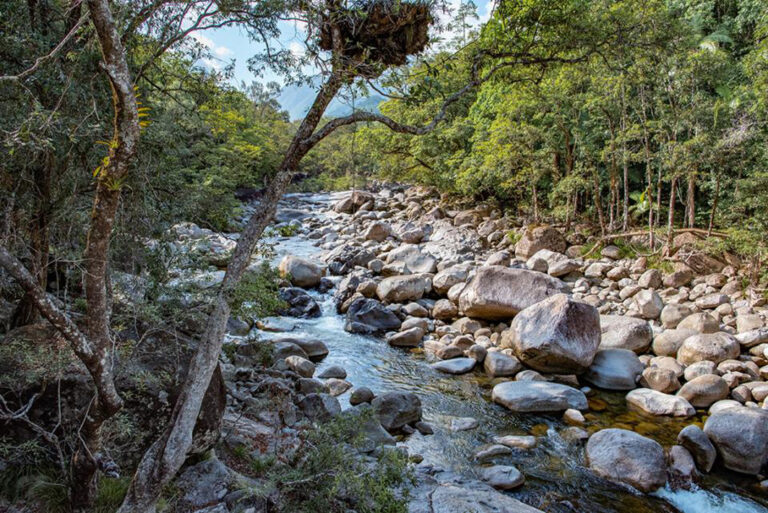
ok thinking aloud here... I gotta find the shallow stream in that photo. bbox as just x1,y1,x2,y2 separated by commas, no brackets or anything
252,192,768,513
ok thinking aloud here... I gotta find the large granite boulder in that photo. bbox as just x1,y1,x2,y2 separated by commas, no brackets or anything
626,388,695,417
583,349,644,390
515,226,567,259
703,406,768,474
506,294,600,373
333,190,375,213
372,392,422,432
599,315,653,353
385,244,438,274
586,428,667,492
677,333,740,365
376,274,431,303
459,266,568,320
277,287,321,318
278,255,323,288
491,381,587,413
345,297,402,334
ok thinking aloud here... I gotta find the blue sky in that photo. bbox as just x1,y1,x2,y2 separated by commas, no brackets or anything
194,0,494,88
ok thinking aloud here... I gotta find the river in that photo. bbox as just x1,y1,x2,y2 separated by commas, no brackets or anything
249,192,768,513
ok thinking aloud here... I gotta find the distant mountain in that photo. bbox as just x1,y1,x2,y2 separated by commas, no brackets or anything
278,84,384,120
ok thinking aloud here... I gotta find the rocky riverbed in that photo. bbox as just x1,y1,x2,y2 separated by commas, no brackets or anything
64,186,768,513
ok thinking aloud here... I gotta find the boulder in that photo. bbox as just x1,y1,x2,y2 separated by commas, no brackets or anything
385,244,437,274
639,367,680,393
480,465,525,490
372,392,422,432
459,266,568,320
677,374,729,408
432,266,469,295
677,333,740,365
428,484,544,513
626,388,695,417
703,405,768,474
290,339,329,362
652,329,697,357
325,245,375,275
376,274,431,303
278,256,323,288
638,269,662,289
432,357,476,375
483,351,522,378
601,245,622,260
364,221,392,242
386,327,424,347
491,381,587,413
583,349,644,391
586,428,667,492
677,425,716,473
277,287,321,318
506,294,600,373
634,290,664,320
285,355,315,377
333,190,374,213
345,297,402,335
432,299,458,320
528,249,580,277
515,226,567,259
677,312,719,334
660,304,692,329
298,393,341,422
599,315,653,353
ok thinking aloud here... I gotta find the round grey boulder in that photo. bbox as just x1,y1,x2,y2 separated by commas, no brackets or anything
586,428,667,492
583,349,644,391
599,315,653,353
703,406,768,474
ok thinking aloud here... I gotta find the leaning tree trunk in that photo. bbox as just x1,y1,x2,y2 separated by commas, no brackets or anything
117,73,344,513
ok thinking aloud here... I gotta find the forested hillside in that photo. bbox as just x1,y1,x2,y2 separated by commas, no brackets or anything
2,1,768,513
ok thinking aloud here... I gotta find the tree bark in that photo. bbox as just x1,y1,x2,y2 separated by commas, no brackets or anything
117,73,344,513
592,165,606,237
708,173,720,236
686,170,695,228
666,176,677,255
71,0,140,507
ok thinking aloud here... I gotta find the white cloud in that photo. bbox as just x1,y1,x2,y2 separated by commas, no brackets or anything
214,46,233,57
289,41,304,56
200,57,223,71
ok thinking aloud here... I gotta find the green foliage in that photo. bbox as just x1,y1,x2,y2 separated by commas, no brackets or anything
229,263,286,319
259,411,413,513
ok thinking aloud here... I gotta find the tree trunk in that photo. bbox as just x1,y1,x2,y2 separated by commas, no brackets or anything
686,170,695,228
117,73,344,513
621,84,629,232
666,176,677,255
708,173,720,236
11,159,51,327
71,0,140,507
532,183,539,223
593,165,606,237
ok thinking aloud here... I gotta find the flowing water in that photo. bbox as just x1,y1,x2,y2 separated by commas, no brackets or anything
249,192,768,513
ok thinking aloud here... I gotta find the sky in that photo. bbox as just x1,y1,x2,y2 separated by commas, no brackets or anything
193,0,494,90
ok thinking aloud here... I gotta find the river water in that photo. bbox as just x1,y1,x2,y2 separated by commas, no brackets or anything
251,192,768,513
